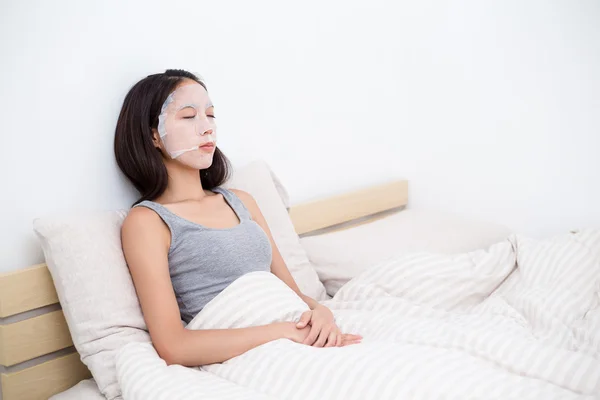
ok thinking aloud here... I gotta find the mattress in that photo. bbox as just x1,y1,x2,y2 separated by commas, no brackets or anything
49,378,105,400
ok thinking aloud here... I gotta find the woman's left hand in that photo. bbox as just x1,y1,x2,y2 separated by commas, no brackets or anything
296,305,347,347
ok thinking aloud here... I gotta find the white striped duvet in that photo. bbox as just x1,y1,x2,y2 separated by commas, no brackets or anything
116,229,600,399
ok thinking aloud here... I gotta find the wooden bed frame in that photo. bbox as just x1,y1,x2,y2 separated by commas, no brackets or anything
0,180,408,400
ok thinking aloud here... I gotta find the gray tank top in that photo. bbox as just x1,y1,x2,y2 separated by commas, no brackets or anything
134,187,272,323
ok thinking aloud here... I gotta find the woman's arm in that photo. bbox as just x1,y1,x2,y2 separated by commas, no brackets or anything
121,207,306,366
232,190,361,348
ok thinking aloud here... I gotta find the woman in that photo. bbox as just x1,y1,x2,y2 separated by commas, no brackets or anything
114,69,361,367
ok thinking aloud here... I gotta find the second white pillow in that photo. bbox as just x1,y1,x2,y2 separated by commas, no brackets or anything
300,209,513,296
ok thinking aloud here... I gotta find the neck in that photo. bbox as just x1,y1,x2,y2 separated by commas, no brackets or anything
158,161,207,203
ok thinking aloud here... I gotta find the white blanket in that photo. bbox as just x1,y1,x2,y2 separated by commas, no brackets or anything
116,230,600,399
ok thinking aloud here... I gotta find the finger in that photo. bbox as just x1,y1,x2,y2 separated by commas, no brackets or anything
303,325,321,345
341,333,362,346
296,311,312,329
336,333,343,347
342,334,362,341
313,328,329,348
325,331,337,348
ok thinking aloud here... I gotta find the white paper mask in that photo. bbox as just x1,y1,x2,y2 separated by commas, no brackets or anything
157,83,217,169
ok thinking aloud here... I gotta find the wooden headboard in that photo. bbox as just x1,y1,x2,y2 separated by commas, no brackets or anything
0,180,408,400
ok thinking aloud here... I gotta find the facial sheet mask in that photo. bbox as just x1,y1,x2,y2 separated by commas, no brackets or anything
157,83,217,169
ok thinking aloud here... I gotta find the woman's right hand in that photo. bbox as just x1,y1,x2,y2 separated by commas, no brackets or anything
279,322,362,347
280,321,311,343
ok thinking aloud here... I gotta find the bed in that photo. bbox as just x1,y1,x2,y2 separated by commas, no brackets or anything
0,178,408,400
1,168,599,399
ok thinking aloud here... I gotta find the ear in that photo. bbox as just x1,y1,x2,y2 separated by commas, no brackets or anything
151,129,162,149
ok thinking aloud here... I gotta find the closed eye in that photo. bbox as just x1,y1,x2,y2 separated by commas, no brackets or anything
207,115,216,119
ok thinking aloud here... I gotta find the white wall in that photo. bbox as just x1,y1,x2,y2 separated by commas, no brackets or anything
1,0,599,272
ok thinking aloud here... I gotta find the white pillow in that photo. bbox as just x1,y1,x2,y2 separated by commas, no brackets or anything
300,209,514,296
33,160,325,400
34,210,147,400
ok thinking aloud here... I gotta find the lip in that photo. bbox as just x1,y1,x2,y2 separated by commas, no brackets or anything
199,143,215,150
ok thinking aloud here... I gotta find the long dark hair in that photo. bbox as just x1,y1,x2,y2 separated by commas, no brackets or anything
114,69,230,205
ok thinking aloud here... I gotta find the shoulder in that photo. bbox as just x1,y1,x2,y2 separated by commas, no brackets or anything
228,189,254,203
123,206,161,230
228,189,261,216
122,206,170,247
